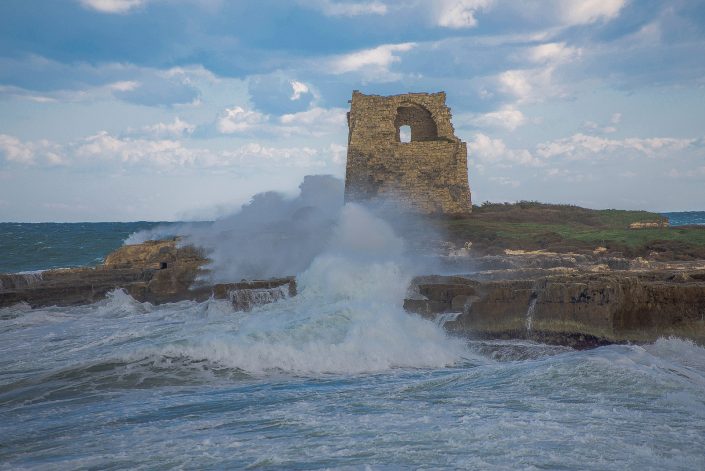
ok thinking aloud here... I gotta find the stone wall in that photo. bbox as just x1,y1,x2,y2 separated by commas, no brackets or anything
344,91,472,216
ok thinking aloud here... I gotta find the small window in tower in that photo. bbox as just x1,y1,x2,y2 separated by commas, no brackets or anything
160,262,168,270
399,125,411,143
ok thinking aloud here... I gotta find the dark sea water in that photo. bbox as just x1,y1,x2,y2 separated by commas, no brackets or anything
1,212,704,469
0,222,179,273
663,211,705,226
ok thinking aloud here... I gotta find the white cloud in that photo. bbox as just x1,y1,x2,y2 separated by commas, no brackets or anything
435,0,493,29
221,143,324,169
108,80,140,92
469,133,543,167
536,133,694,160
464,106,527,131
498,66,558,103
329,42,416,79
328,143,347,165
141,117,196,137
290,80,310,101
0,57,204,106
485,40,584,105
581,112,622,134
280,107,345,126
75,132,195,168
0,86,59,103
559,0,626,26
217,107,268,134
214,104,346,137
279,107,347,137
582,120,616,134
0,134,35,164
0,123,348,172
0,81,137,104
73,132,333,170
163,65,220,83
494,41,582,104
489,176,520,187
0,134,64,166
79,0,146,14
527,42,581,64
304,0,387,17
498,70,532,99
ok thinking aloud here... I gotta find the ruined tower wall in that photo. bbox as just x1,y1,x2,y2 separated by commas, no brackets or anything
344,91,472,215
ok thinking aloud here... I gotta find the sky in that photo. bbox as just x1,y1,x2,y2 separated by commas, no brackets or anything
0,0,704,222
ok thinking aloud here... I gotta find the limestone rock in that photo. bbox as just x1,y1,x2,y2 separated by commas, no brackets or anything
1,239,295,310
344,91,471,216
629,221,669,229
405,270,705,347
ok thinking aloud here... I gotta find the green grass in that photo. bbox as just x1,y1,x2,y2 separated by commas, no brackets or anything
433,202,705,259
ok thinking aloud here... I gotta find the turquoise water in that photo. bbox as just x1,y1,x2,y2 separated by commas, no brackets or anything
1,211,704,469
0,222,178,273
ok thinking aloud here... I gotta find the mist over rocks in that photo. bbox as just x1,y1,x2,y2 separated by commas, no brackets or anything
113,173,705,349
126,175,344,282
127,173,443,283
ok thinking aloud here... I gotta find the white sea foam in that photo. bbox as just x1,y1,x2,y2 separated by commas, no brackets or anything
132,204,468,375
3,293,705,469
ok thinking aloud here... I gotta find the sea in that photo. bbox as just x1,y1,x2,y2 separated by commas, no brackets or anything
1,212,704,469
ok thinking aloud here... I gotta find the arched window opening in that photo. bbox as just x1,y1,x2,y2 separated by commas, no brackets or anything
394,104,438,143
399,125,411,143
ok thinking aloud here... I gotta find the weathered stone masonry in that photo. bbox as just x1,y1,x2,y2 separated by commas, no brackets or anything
344,91,472,215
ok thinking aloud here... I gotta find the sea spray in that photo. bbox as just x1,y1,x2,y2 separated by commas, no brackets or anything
124,174,448,283
151,175,344,282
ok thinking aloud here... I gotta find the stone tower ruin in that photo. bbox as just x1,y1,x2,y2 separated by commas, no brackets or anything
344,91,471,215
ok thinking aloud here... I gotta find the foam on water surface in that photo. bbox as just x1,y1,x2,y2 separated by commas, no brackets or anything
2,290,705,469
2,206,705,468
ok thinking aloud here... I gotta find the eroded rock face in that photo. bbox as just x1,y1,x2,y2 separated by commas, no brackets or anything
103,238,205,270
0,239,296,310
0,268,155,308
405,269,705,347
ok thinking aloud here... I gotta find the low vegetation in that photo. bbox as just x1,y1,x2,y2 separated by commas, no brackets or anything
437,201,705,260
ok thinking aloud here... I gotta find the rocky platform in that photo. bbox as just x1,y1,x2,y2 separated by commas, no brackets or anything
0,239,296,311
3,239,705,348
405,256,705,347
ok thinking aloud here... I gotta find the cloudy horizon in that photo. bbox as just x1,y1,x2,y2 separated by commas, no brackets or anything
1,0,704,221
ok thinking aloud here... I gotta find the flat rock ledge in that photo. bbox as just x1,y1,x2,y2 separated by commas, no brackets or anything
0,239,296,311
404,269,705,348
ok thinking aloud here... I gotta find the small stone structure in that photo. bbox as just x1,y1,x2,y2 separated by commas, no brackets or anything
344,91,471,215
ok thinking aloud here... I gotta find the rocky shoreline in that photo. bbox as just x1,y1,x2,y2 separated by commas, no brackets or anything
0,239,295,311
405,264,705,348
2,239,704,347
